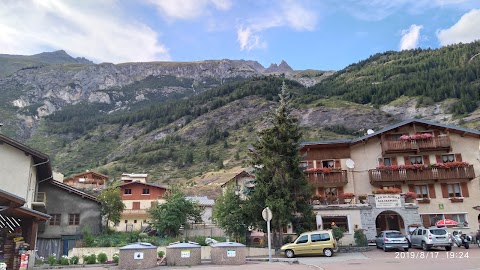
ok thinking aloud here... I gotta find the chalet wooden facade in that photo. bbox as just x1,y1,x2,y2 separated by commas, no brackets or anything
63,171,109,189
299,119,480,244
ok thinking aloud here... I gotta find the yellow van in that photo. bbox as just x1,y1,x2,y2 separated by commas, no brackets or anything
280,230,338,257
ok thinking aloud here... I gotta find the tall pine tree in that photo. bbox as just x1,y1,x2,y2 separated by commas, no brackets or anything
247,82,314,248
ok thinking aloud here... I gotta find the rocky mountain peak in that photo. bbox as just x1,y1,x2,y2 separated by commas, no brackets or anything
264,60,293,73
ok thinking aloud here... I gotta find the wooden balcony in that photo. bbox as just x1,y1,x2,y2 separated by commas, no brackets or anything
122,209,148,216
306,170,348,187
369,165,475,184
381,136,451,154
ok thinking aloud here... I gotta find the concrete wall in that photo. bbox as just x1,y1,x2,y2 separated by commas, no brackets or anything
314,207,364,245
0,143,38,207
38,182,102,237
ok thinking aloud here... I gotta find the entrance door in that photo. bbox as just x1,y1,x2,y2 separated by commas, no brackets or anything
63,239,69,256
376,211,405,234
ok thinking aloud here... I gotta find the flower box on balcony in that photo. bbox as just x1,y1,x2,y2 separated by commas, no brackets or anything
417,198,431,204
449,197,464,203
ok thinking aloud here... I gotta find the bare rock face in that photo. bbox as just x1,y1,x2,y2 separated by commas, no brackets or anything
264,60,294,73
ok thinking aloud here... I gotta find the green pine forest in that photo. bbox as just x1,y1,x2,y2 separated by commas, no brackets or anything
20,41,480,193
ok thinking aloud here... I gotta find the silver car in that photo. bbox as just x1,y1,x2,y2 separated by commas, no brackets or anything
375,230,409,252
408,227,452,251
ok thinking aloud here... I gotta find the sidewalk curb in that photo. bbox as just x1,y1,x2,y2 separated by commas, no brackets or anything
246,257,299,264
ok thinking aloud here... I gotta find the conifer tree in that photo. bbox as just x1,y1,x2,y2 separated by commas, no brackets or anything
247,82,315,248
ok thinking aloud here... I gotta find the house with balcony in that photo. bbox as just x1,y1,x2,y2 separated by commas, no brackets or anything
63,171,109,189
114,181,168,232
120,173,148,183
300,119,480,244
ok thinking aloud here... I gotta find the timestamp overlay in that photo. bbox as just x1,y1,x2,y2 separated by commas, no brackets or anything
395,251,470,259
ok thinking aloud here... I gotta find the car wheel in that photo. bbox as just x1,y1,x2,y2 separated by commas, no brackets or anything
422,242,430,251
285,250,295,258
404,248,409,252
445,246,452,251
323,248,333,257
383,246,388,252
376,243,380,249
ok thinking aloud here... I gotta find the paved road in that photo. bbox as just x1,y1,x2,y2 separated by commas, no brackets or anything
42,246,480,270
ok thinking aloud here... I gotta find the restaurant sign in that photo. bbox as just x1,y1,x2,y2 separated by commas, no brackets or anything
375,194,401,208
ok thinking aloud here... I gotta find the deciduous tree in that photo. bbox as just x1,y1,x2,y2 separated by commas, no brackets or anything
98,187,125,231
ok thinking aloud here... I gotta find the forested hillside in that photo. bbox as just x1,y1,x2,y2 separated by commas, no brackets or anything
308,42,480,114
9,41,480,196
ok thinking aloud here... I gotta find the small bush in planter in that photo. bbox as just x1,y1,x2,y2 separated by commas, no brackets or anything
85,253,96,264
59,255,70,265
97,252,108,264
405,192,418,200
69,256,79,265
157,251,165,258
332,226,345,242
112,253,119,264
354,229,368,247
47,254,56,266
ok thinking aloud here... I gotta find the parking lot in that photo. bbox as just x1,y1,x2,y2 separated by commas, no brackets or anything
54,246,480,270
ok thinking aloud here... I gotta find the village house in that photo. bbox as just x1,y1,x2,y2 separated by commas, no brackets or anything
0,133,52,269
36,180,101,258
63,171,109,189
300,119,480,244
115,180,168,232
220,170,256,200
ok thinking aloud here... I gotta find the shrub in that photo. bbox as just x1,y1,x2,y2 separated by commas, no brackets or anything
332,226,345,242
60,255,70,265
84,253,96,264
47,254,57,266
283,235,293,244
354,229,368,247
112,253,119,264
405,191,418,199
97,252,108,264
69,256,79,265
158,251,165,258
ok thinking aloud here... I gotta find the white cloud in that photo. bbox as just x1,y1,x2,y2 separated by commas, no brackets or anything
236,0,317,51
0,0,169,63
147,0,232,20
437,9,480,46
400,24,423,50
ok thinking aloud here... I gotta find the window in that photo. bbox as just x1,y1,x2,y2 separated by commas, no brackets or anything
324,187,337,197
124,189,132,195
442,154,455,163
383,158,392,166
296,235,308,244
409,156,423,164
415,185,429,199
68,214,80,225
134,220,137,224
142,188,150,195
448,183,462,197
451,214,466,224
125,220,128,224
322,216,349,232
428,214,444,226
322,160,335,168
132,202,140,210
389,134,403,140
49,214,61,225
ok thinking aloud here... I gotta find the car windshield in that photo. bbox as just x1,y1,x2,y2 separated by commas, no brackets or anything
429,229,447,235
385,232,404,238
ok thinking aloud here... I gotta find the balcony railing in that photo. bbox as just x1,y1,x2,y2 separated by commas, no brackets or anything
306,170,348,187
122,209,148,216
32,192,46,209
382,136,451,154
369,165,475,184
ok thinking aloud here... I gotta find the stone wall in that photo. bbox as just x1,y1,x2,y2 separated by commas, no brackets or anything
118,248,157,269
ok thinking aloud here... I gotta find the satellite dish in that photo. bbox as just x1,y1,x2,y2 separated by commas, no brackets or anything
346,159,355,169
367,129,375,135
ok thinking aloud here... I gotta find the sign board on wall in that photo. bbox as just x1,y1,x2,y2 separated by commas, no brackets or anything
374,194,401,208
134,252,144,260
227,250,236,257
181,250,191,258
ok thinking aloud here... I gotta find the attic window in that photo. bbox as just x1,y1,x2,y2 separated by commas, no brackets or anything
124,189,132,195
142,188,150,195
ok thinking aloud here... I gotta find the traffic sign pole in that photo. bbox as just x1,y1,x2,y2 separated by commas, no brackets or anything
266,207,272,262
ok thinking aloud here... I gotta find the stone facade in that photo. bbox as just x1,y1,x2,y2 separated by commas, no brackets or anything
211,243,246,265
118,244,157,270
166,244,201,266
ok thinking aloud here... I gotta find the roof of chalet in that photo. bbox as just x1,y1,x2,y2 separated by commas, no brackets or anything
66,171,109,180
0,188,50,222
46,180,100,203
220,170,255,188
0,133,52,182
301,118,480,148
185,196,215,206
117,181,169,190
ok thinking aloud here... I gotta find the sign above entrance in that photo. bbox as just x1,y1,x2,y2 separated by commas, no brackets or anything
375,194,401,208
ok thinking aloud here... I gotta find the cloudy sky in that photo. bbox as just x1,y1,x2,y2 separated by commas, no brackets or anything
1,0,480,70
